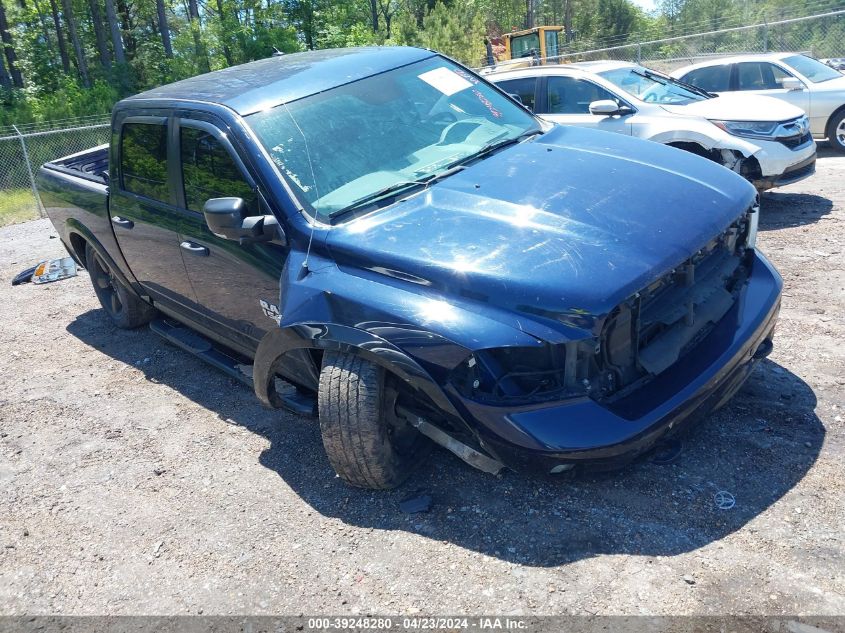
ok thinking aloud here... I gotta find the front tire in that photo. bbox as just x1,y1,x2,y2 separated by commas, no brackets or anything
85,242,156,329
827,110,845,153
318,351,427,489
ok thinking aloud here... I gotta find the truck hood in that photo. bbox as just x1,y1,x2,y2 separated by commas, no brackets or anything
326,125,756,333
661,93,804,122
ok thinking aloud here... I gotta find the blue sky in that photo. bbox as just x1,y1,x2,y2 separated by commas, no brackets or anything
630,0,657,11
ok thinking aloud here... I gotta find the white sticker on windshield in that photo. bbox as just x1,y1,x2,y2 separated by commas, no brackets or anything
418,67,473,96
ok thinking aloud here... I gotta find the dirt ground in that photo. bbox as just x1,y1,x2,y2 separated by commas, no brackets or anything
0,146,843,617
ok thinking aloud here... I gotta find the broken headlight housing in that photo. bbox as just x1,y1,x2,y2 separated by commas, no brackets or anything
450,341,601,405
745,198,759,249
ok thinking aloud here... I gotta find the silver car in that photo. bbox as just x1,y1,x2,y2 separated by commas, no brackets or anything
672,53,845,153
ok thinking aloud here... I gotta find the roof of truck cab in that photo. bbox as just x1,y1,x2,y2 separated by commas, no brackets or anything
120,46,436,116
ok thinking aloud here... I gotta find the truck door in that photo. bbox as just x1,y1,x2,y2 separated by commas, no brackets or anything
109,115,198,312
173,117,287,353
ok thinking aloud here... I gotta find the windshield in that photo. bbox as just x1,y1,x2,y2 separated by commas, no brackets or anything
599,66,708,104
784,54,842,83
246,56,539,222
511,33,540,59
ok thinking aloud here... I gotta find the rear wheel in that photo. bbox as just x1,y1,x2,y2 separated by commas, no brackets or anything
318,350,429,489
827,110,845,153
85,242,156,329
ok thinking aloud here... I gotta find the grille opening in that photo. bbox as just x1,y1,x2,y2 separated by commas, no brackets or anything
596,213,752,401
779,131,813,149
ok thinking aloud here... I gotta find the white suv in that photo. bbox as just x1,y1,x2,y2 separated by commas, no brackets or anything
488,61,817,191
672,53,845,153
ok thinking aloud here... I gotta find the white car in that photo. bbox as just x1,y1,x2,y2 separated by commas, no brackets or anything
672,53,845,153
488,61,816,191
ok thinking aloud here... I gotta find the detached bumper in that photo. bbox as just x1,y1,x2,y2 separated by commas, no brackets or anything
752,139,816,191
461,250,783,474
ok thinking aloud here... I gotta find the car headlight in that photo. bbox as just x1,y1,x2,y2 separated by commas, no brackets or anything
711,119,779,140
450,341,599,405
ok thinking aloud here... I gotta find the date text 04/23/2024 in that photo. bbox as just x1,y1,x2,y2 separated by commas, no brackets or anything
306,617,527,630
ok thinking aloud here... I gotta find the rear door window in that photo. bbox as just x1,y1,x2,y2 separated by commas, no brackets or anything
681,65,731,92
496,77,537,111
736,62,791,90
120,122,169,202
180,126,257,215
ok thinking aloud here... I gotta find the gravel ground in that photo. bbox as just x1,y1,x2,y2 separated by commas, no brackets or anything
0,146,843,617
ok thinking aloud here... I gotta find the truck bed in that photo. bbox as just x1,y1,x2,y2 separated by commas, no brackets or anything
36,144,126,279
42,144,109,185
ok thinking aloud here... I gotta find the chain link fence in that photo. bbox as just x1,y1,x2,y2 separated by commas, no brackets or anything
480,10,845,74
0,114,110,223
565,10,845,73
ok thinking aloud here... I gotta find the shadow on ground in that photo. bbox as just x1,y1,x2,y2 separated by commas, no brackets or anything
67,309,824,568
759,140,838,230
816,140,841,159
760,191,833,230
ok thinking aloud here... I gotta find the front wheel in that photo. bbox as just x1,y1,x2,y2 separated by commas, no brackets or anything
85,242,156,329
827,111,845,153
318,351,428,489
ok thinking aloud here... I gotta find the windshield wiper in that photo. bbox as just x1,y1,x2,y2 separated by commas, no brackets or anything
634,69,713,99
665,75,714,98
455,129,543,166
328,129,542,221
329,165,468,220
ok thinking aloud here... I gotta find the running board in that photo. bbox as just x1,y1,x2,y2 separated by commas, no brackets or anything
148,319,316,417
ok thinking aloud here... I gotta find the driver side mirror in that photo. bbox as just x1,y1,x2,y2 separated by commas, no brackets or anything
203,197,282,243
781,77,804,91
589,100,631,116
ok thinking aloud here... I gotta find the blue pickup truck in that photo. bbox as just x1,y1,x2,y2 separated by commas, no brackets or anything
37,46,782,489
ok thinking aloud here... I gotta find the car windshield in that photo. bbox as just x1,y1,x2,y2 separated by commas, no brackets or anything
599,66,708,104
246,56,540,222
784,54,842,83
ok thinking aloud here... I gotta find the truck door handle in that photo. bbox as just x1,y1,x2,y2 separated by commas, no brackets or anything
180,241,209,256
111,216,134,229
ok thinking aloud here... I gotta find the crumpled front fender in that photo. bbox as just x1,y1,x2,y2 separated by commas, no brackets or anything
647,126,760,159
252,322,462,419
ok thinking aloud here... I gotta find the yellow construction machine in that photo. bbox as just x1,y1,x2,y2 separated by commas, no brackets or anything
501,26,565,66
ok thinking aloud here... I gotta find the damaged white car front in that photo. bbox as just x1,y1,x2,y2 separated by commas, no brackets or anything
657,92,817,191
489,61,817,192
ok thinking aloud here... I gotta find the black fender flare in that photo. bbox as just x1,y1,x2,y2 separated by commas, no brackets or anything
65,218,145,300
253,323,461,418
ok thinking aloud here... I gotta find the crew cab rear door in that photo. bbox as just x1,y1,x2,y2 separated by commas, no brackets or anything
109,113,198,312
172,114,287,353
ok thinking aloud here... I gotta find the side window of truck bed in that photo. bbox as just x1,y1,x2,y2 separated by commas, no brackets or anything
180,127,258,215
120,123,169,201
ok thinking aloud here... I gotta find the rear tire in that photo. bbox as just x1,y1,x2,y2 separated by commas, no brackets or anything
827,110,845,153
85,242,156,329
318,350,427,489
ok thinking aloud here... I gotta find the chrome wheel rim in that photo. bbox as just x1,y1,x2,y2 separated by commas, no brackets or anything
837,118,845,147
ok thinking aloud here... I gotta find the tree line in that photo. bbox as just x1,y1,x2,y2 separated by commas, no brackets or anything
0,0,840,125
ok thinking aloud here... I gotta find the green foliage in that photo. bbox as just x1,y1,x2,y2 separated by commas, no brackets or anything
414,1,486,66
0,189,39,227
0,0,841,126
1,78,118,126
